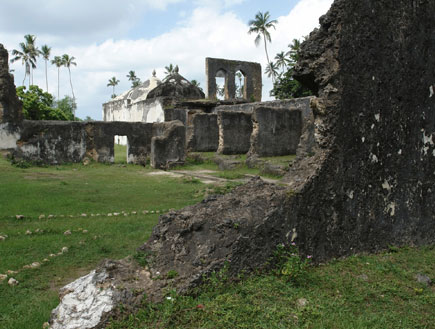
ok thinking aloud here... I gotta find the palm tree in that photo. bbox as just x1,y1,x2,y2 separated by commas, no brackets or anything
275,51,289,75
164,64,176,78
10,43,31,87
126,70,137,87
23,34,39,85
248,11,278,80
107,77,120,97
62,54,76,101
265,61,279,80
51,56,63,99
286,39,301,65
10,35,38,88
40,45,51,92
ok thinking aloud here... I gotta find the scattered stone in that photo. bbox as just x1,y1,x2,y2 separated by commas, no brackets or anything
25,230,32,235
107,213,113,217
81,213,87,217
82,157,91,166
113,212,120,216
49,254,56,257
150,211,155,214
43,258,49,262
64,230,72,236
61,247,69,253
142,210,149,214
35,228,40,233
0,235,6,241
415,273,432,286
124,213,128,217
15,215,24,220
42,322,50,328
31,262,41,268
91,214,95,217
82,230,88,234
7,270,17,275
96,214,101,216
245,155,264,169
0,274,7,282
23,265,32,269
8,278,18,286
296,298,308,308
48,215,54,219
39,214,45,219
131,211,137,215
156,210,160,214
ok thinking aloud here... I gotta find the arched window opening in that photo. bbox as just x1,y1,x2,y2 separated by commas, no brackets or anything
235,70,246,99
215,69,227,100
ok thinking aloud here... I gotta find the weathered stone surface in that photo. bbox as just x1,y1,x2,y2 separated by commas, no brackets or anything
50,1,435,327
205,58,262,101
186,113,219,152
147,72,205,100
164,108,187,125
151,120,186,169
0,44,22,124
217,111,252,155
249,107,302,157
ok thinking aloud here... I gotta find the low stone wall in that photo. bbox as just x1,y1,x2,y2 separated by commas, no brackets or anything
249,107,302,157
7,120,184,167
186,113,218,152
217,111,252,154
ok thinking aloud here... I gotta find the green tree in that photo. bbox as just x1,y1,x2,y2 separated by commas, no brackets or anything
10,35,38,87
39,45,51,92
107,77,120,98
127,70,141,88
248,11,278,82
62,54,76,100
190,79,203,91
16,85,68,120
51,56,63,99
274,51,289,74
55,96,76,121
23,34,39,86
270,38,313,99
164,64,177,78
265,61,279,80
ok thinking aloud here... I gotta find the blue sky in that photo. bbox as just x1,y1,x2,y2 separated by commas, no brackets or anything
1,0,333,120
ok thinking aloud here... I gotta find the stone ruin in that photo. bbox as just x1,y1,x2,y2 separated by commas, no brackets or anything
46,0,435,327
0,44,186,169
205,57,262,101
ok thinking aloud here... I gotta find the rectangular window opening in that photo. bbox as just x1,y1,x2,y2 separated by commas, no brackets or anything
114,135,128,164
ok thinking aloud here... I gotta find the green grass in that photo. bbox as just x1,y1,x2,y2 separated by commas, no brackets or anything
114,143,128,163
108,245,435,329
1,154,433,329
0,156,207,329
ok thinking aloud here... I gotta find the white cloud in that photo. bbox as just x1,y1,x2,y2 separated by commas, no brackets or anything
6,0,334,120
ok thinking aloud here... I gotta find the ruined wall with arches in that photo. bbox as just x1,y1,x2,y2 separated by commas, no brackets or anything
205,57,262,102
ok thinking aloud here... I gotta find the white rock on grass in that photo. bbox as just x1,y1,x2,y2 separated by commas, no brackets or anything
31,262,41,269
25,230,32,235
107,213,113,217
39,214,46,219
64,230,72,236
81,214,87,217
15,215,25,220
0,235,6,241
8,278,18,286
0,274,7,282
61,247,69,253
82,230,88,234
49,270,115,329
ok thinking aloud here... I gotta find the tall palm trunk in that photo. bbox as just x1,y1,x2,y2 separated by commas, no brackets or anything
67,67,75,120
262,32,275,84
45,60,48,92
57,67,60,99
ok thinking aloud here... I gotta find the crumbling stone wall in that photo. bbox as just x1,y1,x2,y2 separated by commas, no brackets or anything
205,57,262,101
151,120,186,169
217,111,252,155
0,44,22,124
10,120,184,167
249,107,302,156
49,1,435,327
186,113,219,152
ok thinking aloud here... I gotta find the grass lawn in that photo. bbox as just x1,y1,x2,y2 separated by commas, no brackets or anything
108,246,435,329
0,153,433,329
0,155,206,329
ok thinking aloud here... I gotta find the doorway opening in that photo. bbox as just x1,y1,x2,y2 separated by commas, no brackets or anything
114,135,128,163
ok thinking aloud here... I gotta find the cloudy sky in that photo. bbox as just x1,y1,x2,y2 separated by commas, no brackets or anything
1,0,333,120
